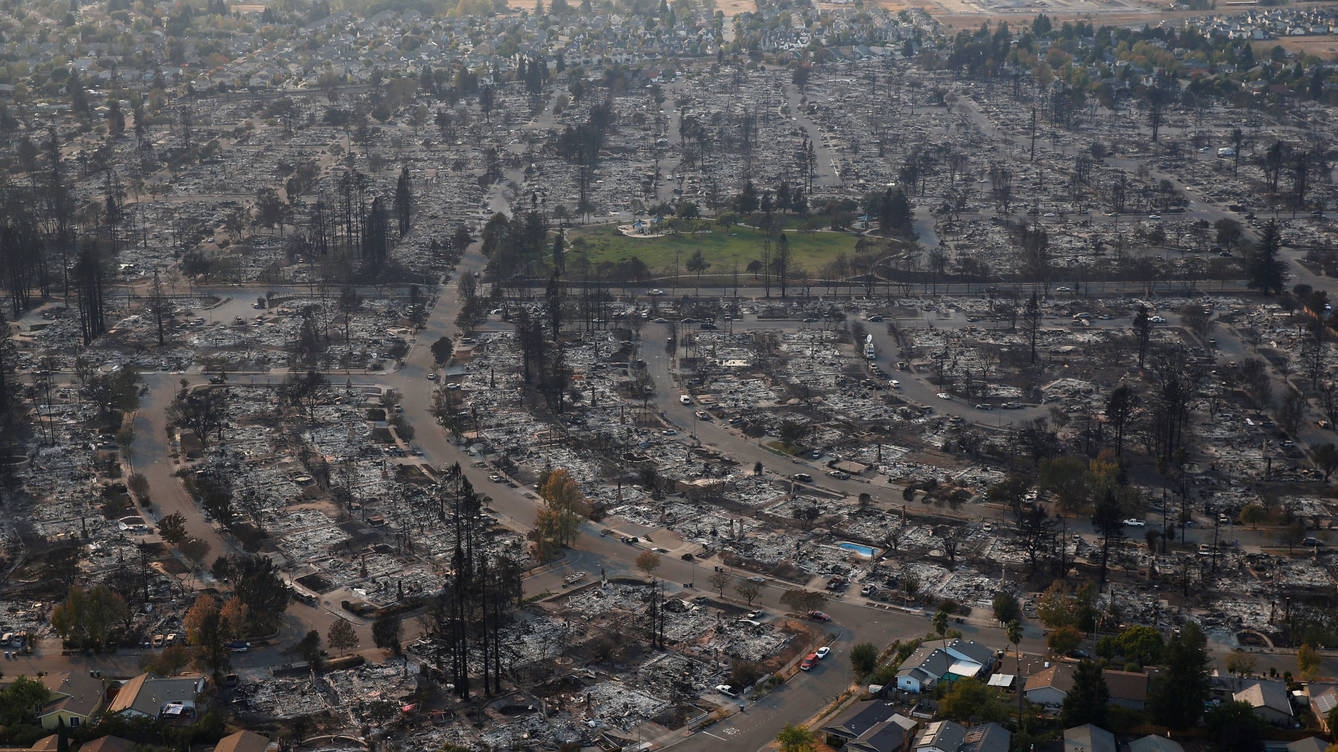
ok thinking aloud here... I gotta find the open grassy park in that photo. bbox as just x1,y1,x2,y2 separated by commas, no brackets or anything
564,221,866,283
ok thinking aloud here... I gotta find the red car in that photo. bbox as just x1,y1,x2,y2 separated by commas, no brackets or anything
800,653,819,671
807,610,831,622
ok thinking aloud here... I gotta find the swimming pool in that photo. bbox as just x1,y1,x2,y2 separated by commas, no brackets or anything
837,541,879,558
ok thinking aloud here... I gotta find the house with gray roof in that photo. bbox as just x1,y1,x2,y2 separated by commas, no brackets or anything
1064,724,1116,752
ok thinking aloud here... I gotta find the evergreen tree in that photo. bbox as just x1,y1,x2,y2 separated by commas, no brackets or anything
1246,220,1286,296
394,166,412,236
1148,622,1211,729
1061,660,1110,728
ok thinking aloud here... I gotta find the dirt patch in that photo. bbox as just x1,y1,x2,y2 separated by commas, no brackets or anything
1258,35,1338,60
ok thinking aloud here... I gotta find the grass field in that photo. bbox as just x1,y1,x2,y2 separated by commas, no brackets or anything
565,222,863,282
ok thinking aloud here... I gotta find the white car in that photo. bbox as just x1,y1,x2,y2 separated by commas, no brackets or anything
1123,518,1146,527
679,395,692,405
1150,315,1166,324
888,380,900,389
937,392,952,400
715,684,738,697
816,646,831,660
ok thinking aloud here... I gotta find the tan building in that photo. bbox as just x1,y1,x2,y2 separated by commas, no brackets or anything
212,730,274,752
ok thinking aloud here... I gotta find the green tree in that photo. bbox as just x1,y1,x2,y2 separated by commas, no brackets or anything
1247,220,1287,296
1038,455,1091,513
157,512,187,545
1046,625,1082,656
1091,489,1125,585
933,609,950,647
1061,660,1110,728
1205,700,1265,752
776,724,816,752
1115,625,1164,667
0,676,50,726
293,629,323,671
373,613,403,656
50,584,128,649
1298,643,1322,680
430,336,454,367
1036,580,1097,631
850,642,879,677
939,677,1010,723
992,592,1021,624
686,249,709,298
1148,621,1211,729
82,367,141,427
1007,620,1025,723
230,555,290,634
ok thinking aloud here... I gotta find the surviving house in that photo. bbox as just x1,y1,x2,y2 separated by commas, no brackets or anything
106,674,207,721
1128,736,1184,752
822,701,917,752
1023,663,1075,708
212,730,274,752
1064,725,1117,752
961,722,1011,752
1234,679,1294,725
1102,669,1149,711
916,720,967,752
1309,685,1337,734
37,671,104,730
895,640,995,693
1285,738,1328,752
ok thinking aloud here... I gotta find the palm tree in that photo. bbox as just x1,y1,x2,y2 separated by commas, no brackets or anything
1007,619,1025,727
933,608,949,648
686,249,709,298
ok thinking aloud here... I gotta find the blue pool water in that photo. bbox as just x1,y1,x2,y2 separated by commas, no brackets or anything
838,542,878,558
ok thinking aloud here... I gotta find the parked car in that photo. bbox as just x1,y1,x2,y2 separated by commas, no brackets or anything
807,610,831,622
816,647,831,659
800,653,819,670
715,684,738,697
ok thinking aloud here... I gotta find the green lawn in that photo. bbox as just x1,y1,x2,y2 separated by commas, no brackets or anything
565,222,862,283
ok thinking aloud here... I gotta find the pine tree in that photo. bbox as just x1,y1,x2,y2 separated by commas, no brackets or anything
394,166,412,236
1246,220,1287,296
1149,622,1211,729
1061,660,1110,727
